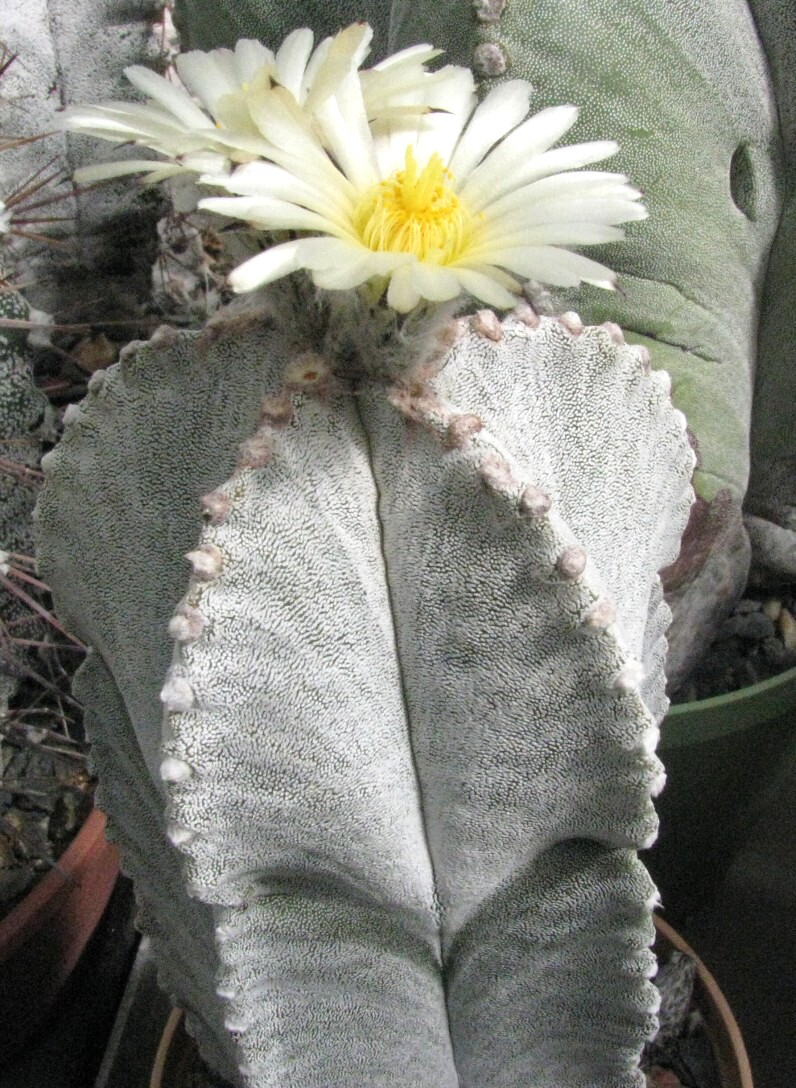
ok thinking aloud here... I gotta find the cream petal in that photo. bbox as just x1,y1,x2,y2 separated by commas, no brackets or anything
314,83,379,189
386,263,422,312
175,51,239,113
74,158,184,184
449,267,519,308
227,240,306,292
469,140,622,215
408,262,462,302
508,195,647,227
447,80,533,179
205,161,355,223
234,40,276,84
274,29,314,99
466,223,626,255
412,68,477,166
371,44,441,71
485,245,618,288
303,23,372,111
300,36,332,101
458,105,581,207
198,195,344,237
123,66,210,129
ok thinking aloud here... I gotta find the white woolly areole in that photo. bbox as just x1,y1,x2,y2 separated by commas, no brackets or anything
160,756,193,783
160,674,196,712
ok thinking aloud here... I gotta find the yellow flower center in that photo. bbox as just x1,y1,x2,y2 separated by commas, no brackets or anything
353,146,470,263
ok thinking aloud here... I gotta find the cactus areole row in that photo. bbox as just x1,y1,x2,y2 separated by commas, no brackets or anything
38,21,696,1088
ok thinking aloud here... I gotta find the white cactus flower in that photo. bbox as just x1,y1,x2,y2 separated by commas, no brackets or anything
199,53,646,312
0,200,12,235
63,23,458,185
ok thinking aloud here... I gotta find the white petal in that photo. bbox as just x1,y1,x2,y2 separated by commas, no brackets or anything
449,267,519,308
448,80,533,179
234,39,275,83
314,81,379,189
408,262,462,302
386,263,422,312
473,222,626,247
274,28,314,98
370,44,441,71
199,194,343,236
458,105,580,208
176,50,240,113
412,68,477,167
123,66,210,129
205,161,354,224
303,23,372,111
74,158,184,183
227,241,304,292
483,245,618,288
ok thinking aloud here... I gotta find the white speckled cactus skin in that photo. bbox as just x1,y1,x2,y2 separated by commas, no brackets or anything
36,291,694,1087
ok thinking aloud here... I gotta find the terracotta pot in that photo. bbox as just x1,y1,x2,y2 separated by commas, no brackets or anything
653,915,753,1088
648,664,796,918
0,806,120,1062
150,915,752,1088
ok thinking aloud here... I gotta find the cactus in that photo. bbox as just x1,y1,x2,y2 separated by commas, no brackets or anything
1,0,167,317
0,283,55,709
37,282,694,1084
172,0,793,690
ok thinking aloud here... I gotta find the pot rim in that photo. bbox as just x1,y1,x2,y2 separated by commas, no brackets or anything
0,806,114,961
663,664,796,747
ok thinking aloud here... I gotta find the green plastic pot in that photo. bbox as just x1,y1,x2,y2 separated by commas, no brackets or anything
645,665,796,919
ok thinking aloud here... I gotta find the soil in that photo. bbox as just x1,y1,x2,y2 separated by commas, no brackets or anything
0,645,93,919
671,584,796,704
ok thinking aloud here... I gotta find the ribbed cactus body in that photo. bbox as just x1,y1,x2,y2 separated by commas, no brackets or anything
37,290,693,1086
0,285,55,704
171,0,787,680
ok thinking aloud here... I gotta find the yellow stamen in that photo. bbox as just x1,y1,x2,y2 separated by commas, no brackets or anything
353,146,471,263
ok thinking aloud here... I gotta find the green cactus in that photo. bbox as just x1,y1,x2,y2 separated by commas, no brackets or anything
172,0,792,688
37,286,694,1085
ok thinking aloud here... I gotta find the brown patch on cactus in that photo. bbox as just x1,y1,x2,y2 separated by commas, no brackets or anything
283,352,333,394
556,545,588,580
471,309,503,341
387,383,446,426
200,490,232,526
661,491,735,592
518,484,551,518
443,413,484,451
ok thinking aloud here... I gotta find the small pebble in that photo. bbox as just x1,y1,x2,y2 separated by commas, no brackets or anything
778,607,796,651
762,598,782,621
761,636,789,665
